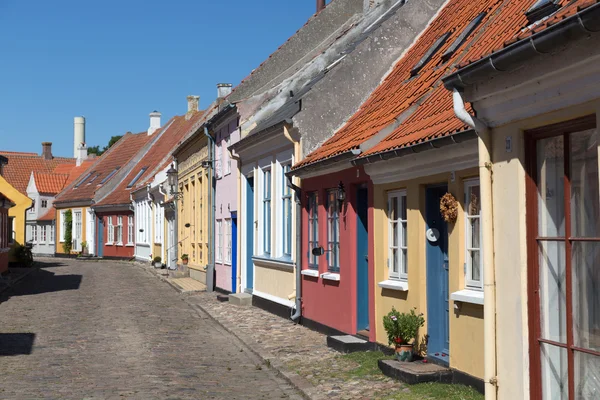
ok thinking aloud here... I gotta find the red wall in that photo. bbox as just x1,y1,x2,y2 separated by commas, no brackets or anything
301,166,375,340
98,211,134,259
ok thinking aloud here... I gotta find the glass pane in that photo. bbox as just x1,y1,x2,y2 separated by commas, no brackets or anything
540,343,568,400
401,196,407,220
468,185,481,216
392,222,398,247
575,350,600,399
392,248,398,273
470,216,480,249
537,136,565,237
572,241,600,352
470,250,480,282
401,249,407,275
570,129,600,238
389,196,398,221
401,222,407,247
539,241,567,342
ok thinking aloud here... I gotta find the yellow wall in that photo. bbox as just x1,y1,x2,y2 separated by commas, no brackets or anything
489,99,600,399
254,263,295,300
373,168,484,379
0,176,32,261
176,135,210,271
55,206,88,254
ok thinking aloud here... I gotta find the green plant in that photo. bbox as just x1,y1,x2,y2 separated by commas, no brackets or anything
81,241,88,248
62,209,72,254
153,256,161,263
181,254,189,260
13,244,34,267
383,307,425,346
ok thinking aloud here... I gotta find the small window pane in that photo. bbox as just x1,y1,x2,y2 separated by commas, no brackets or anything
401,222,407,247
540,343,568,400
470,217,480,248
570,129,600,238
401,249,407,275
539,241,567,343
575,350,600,398
537,136,565,237
470,250,480,281
572,241,600,352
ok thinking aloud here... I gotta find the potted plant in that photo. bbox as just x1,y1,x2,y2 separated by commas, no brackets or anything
81,241,88,255
153,256,162,269
383,307,425,362
181,254,189,266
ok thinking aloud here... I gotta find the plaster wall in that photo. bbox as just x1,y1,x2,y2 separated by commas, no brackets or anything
55,206,89,255
98,211,134,259
253,263,295,303
0,176,32,261
372,168,483,380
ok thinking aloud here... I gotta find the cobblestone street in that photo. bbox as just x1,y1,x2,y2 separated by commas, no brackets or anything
0,259,301,400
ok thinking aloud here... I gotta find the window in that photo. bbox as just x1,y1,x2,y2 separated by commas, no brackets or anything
215,140,222,179
410,32,450,76
9,217,14,243
107,217,114,244
116,216,123,244
50,223,55,243
30,200,35,213
41,225,47,243
282,164,292,258
225,219,232,264
60,211,66,242
127,215,134,244
216,220,222,262
388,190,408,280
224,136,231,175
146,202,151,244
307,192,319,269
100,167,120,184
41,200,48,208
326,189,340,272
74,210,82,249
464,180,482,289
154,204,163,243
127,167,148,188
87,174,99,184
263,169,271,255
441,13,485,62
75,172,93,188
32,225,38,243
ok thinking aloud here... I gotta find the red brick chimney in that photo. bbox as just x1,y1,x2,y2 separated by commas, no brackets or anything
317,0,326,12
41,142,53,160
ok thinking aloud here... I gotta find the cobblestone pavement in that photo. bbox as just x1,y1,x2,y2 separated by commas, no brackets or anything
0,258,302,400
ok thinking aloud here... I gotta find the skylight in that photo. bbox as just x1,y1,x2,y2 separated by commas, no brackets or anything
441,13,486,62
99,167,120,185
87,174,100,184
526,0,560,24
411,32,451,77
74,171,94,188
127,167,148,189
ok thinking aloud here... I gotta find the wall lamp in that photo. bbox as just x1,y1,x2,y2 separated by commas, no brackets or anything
337,181,346,209
166,164,183,200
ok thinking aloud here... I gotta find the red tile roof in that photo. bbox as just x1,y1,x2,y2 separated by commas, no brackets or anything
33,172,69,195
38,207,56,222
293,0,507,170
95,111,208,207
54,132,153,204
0,152,75,195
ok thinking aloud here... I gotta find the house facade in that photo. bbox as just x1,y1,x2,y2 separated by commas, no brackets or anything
442,1,600,398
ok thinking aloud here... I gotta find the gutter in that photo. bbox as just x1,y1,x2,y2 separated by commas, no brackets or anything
443,2,600,90
290,150,356,178
450,89,498,400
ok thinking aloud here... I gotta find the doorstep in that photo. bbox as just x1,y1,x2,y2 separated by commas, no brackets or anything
170,277,206,293
378,359,452,385
327,334,378,353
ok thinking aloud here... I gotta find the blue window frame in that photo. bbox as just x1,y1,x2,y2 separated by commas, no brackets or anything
282,164,292,258
307,192,319,269
263,169,271,255
326,189,340,272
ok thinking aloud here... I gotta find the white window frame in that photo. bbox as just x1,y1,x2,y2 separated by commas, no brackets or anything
50,223,55,244
326,189,340,272
116,216,123,245
60,211,66,242
464,179,483,290
41,225,47,243
107,216,114,244
215,139,222,179
127,215,134,245
262,167,272,256
307,192,319,269
225,218,232,264
224,136,231,176
281,163,292,259
32,225,38,243
387,190,408,281
216,219,223,262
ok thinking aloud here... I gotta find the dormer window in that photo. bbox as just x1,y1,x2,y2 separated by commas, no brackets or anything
127,167,148,188
74,171,94,188
525,0,560,24
100,167,120,185
441,13,486,62
411,32,450,77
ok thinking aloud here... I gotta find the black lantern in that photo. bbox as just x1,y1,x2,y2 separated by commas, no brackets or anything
166,164,183,199
337,181,346,208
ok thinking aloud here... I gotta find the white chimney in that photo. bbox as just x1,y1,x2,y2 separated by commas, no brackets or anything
217,83,233,98
74,116,86,158
187,95,199,113
76,143,88,166
148,110,161,135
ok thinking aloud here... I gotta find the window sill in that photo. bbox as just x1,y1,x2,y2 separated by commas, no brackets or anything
301,269,319,277
378,279,408,291
450,289,484,305
105,242,113,246
321,272,340,281
136,243,150,247
116,242,124,247
252,256,294,271
126,243,134,247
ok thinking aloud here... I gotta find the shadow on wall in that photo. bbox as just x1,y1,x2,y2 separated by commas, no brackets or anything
0,333,35,356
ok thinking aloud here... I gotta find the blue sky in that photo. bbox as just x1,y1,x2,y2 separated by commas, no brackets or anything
0,0,319,157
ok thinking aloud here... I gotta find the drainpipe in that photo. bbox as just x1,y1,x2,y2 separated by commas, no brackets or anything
452,89,497,399
204,126,215,292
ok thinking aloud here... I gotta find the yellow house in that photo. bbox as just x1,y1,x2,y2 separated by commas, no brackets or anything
0,175,31,260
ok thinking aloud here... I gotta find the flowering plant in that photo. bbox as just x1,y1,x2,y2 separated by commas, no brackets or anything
383,307,425,347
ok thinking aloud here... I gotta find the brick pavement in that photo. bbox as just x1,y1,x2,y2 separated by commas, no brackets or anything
0,258,302,400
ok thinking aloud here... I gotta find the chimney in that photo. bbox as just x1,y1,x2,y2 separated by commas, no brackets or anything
317,0,326,12
74,116,86,159
148,110,161,135
217,83,233,99
76,143,88,166
41,142,53,160
187,95,200,113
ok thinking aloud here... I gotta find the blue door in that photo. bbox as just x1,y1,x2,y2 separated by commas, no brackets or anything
425,185,449,365
231,214,238,294
356,186,370,331
245,177,254,292
97,216,104,257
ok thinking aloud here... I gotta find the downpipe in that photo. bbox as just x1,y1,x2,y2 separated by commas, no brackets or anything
288,176,302,322
452,89,498,399
204,126,215,292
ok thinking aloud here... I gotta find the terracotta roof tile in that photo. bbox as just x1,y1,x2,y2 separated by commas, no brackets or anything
38,207,56,222
0,152,75,195
54,132,153,204
95,111,208,207
33,172,69,195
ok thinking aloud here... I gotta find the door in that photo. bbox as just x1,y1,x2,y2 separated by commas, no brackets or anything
426,185,449,365
526,116,600,399
97,216,104,257
245,176,254,292
356,186,370,332
167,215,176,269
74,210,82,252
232,215,238,294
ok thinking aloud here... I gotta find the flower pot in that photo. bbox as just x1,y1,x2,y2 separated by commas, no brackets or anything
395,344,413,362
154,262,162,269
182,259,189,266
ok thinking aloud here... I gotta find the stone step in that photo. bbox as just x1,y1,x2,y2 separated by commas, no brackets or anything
326,335,376,353
229,292,252,306
378,359,452,385
216,294,229,302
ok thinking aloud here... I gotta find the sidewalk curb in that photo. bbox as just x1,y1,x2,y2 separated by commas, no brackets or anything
0,265,38,295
